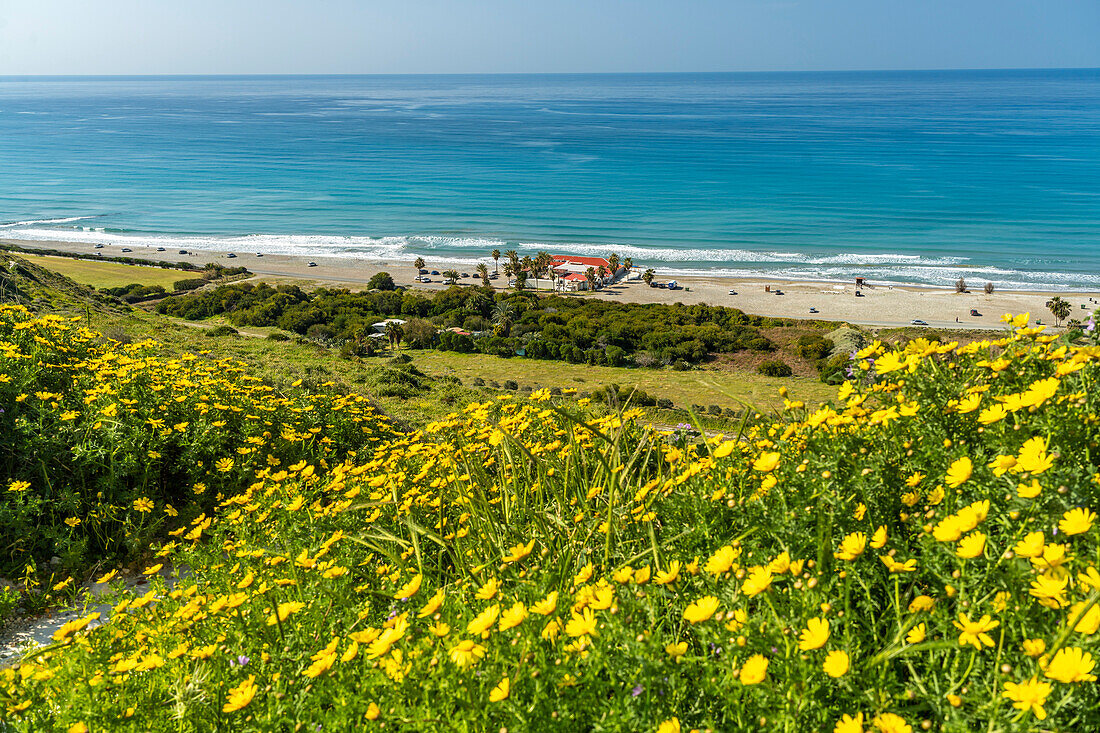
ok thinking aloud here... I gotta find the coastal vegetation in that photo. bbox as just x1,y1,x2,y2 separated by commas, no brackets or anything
155,280,799,369
3,300,1100,731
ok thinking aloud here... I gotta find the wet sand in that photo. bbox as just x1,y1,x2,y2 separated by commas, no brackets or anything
6,238,1099,330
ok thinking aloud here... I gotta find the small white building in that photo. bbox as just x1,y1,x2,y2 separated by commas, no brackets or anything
371,318,407,334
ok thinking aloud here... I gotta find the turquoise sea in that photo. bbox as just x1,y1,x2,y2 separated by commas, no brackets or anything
1,70,1099,290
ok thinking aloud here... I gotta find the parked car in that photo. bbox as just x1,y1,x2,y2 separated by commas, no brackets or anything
255,253,263,257
307,261,317,267
179,250,189,255
421,277,431,283
809,307,819,314
418,268,428,274
970,309,980,316
94,244,104,249
227,253,237,258
461,272,470,278
728,289,737,295
431,270,440,276
121,248,132,252
156,247,166,252
910,319,928,326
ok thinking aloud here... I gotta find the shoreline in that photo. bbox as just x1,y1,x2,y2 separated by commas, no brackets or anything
6,237,1099,330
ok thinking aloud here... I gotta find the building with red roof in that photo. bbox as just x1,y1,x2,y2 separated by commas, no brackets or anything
550,254,625,291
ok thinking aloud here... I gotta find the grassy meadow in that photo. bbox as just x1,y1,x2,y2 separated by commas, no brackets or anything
13,254,188,290
357,349,832,412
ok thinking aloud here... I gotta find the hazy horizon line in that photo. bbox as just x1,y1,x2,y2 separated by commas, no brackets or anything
3,66,1099,80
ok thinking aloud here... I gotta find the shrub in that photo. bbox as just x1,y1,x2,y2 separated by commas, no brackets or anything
338,341,372,359
266,332,290,341
757,358,793,377
795,333,832,361
306,323,336,342
819,353,851,384
367,272,396,291
672,360,691,371
402,318,437,349
207,325,238,337
0,305,394,577
656,397,674,410
503,380,518,390
173,278,207,292
472,377,485,387
708,404,722,416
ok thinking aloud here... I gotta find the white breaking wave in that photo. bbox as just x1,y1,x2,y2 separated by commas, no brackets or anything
0,216,98,228
3,224,1096,291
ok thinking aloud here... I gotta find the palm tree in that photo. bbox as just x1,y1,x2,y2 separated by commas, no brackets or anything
491,301,514,336
465,290,491,316
642,269,655,286
623,257,633,271
413,257,425,280
534,251,553,291
476,263,490,287
597,266,608,288
443,269,459,285
505,250,520,274
608,253,620,279
514,271,527,291
585,267,597,292
384,321,403,350
491,249,501,273
1046,296,1071,327
502,262,514,278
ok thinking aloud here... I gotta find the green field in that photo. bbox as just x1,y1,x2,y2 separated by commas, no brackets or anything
20,253,187,289
387,348,832,410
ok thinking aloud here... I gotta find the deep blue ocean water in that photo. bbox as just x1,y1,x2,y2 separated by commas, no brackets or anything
1,71,1099,289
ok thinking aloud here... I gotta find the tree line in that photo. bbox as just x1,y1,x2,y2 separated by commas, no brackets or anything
156,280,784,368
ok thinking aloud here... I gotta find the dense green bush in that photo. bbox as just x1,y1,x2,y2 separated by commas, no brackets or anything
367,272,396,291
796,332,832,361
172,278,207,292
757,358,793,377
100,283,167,302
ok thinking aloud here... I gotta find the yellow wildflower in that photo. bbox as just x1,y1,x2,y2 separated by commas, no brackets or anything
739,654,768,685
798,617,830,651
683,596,720,624
823,650,850,678
222,675,258,713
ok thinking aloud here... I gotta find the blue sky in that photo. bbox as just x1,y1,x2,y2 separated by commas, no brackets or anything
2,0,1098,75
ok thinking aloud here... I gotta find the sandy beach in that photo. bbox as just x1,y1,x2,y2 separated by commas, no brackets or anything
6,237,1099,330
